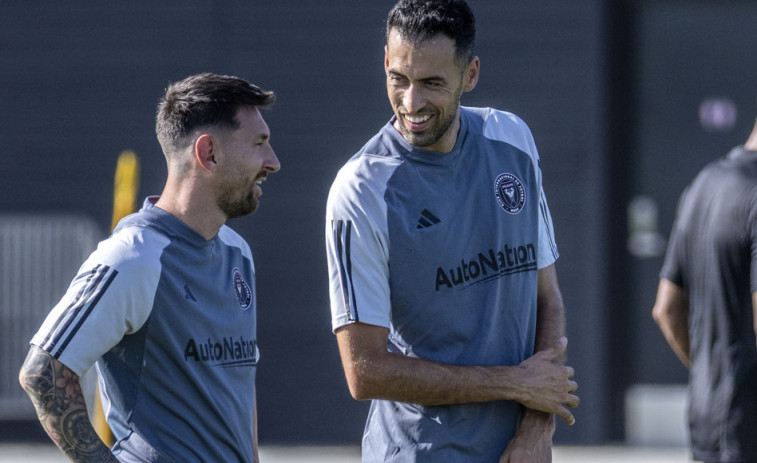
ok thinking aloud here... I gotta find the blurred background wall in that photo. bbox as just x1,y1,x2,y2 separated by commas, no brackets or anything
1,0,756,446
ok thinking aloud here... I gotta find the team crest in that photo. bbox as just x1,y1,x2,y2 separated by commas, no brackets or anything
232,268,252,310
494,173,526,214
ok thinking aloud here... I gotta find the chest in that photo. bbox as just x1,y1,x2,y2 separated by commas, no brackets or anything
383,141,539,290
150,243,257,351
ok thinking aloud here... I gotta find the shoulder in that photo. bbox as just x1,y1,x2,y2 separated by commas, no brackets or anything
91,225,170,274
463,107,537,157
332,153,403,192
217,226,253,260
328,127,405,216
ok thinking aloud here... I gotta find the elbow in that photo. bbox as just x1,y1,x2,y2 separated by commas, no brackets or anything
343,360,381,401
346,379,371,401
651,302,670,329
651,304,662,325
18,353,42,396
18,365,28,392
651,297,668,326
18,347,57,396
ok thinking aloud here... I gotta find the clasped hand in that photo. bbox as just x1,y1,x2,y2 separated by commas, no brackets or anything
516,337,579,425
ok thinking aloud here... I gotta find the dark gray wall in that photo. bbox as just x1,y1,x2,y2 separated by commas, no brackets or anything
1,1,610,444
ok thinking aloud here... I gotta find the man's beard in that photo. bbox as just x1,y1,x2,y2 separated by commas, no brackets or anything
217,185,258,219
399,110,456,149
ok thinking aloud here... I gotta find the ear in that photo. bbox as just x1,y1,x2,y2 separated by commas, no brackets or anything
384,45,390,72
463,56,480,92
194,134,218,172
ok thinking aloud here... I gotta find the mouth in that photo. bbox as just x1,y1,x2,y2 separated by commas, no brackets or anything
403,113,432,130
252,175,266,195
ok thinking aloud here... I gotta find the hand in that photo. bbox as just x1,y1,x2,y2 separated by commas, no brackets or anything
513,337,579,425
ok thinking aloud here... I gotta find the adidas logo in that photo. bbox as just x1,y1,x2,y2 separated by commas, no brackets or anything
416,209,441,229
184,284,198,302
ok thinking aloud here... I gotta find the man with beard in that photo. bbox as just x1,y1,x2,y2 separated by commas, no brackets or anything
19,73,280,462
325,1,578,461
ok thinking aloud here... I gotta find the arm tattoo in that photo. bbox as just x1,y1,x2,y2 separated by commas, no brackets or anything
19,347,118,462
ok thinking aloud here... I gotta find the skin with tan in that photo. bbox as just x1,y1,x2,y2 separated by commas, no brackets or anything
156,106,279,239
336,29,579,463
19,106,279,463
385,29,479,153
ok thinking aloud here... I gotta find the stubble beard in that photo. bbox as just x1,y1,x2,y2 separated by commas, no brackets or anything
399,110,457,149
218,183,258,220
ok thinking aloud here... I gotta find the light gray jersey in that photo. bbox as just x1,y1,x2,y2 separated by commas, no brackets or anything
31,198,259,462
326,107,558,462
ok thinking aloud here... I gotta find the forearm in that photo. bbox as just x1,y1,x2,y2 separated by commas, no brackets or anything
19,346,118,463
337,323,577,423
652,279,691,368
345,350,522,406
534,265,566,355
656,316,691,367
515,265,566,435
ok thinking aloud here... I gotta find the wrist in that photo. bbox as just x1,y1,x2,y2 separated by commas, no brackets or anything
519,409,555,436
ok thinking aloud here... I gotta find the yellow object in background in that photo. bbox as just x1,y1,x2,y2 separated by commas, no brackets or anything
96,149,141,446
111,150,140,231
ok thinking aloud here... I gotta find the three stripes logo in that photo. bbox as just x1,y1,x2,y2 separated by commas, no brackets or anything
332,219,358,323
416,209,441,229
40,264,119,359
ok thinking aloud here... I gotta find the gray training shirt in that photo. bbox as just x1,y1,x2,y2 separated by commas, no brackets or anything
32,198,259,462
326,107,558,462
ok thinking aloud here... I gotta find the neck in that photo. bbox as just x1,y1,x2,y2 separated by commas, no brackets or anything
155,178,225,240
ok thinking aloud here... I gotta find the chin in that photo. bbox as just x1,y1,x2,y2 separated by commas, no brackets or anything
222,200,258,220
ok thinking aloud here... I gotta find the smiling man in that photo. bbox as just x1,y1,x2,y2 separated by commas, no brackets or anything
325,1,578,462
19,73,280,462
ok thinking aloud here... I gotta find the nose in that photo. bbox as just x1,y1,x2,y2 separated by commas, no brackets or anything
264,146,280,173
402,83,425,114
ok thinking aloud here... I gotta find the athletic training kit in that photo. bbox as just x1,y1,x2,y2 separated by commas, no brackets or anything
31,197,259,462
326,107,558,462
661,146,757,463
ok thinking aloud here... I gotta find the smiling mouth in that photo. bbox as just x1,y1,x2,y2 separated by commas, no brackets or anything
405,114,431,124
254,174,267,186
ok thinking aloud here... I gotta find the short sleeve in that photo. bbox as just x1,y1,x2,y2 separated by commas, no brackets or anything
30,227,166,376
537,189,559,268
480,108,559,268
660,192,689,288
325,156,400,332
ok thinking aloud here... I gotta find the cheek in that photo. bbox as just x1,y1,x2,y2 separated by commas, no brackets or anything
388,89,403,106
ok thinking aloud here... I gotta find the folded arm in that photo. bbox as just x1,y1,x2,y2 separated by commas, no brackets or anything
335,265,578,425
19,346,118,463
500,264,570,462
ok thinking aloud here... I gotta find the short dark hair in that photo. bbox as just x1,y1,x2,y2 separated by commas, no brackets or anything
156,73,275,153
386,0,475,64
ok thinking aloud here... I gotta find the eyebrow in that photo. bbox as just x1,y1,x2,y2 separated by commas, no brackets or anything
387,70,446,83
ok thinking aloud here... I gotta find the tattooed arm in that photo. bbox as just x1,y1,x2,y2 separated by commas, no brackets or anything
19,346,118,463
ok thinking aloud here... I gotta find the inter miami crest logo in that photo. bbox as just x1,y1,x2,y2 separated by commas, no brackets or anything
494,173,526,214
232,268,252,310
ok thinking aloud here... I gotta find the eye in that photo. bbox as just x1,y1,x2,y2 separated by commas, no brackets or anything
388,74,407,85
